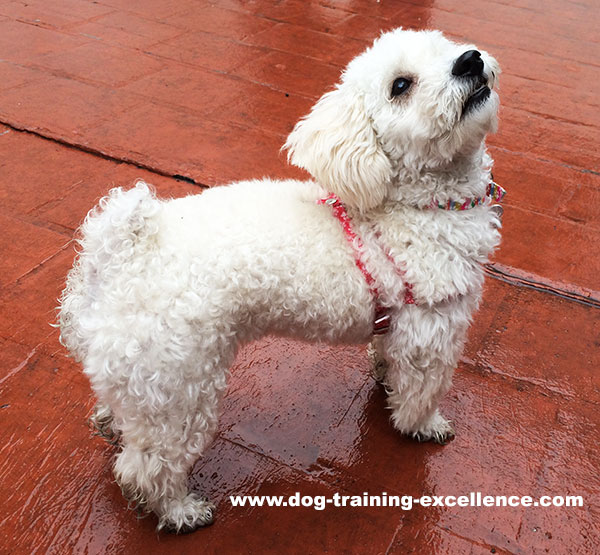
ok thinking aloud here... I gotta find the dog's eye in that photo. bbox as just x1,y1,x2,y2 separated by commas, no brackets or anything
391,77,412,97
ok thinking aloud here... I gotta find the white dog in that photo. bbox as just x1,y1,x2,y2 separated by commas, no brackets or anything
58,28,503,532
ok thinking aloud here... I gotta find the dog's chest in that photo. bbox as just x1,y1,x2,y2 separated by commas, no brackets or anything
357,207,500,306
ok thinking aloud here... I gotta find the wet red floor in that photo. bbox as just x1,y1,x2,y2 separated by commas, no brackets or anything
0,0,598,553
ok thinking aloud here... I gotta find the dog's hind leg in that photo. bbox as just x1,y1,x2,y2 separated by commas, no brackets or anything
114,404,219,533
106,341,232,532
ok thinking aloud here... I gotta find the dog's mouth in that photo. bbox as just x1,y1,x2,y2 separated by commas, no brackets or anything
462,78,491,117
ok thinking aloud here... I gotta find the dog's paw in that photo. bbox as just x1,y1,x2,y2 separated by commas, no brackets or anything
411,411,455,445
367,342,388,383
89,404,121,445
159,494,215,534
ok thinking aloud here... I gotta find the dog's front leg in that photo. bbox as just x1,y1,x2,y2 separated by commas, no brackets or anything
381,340,456,444
367,335,388,383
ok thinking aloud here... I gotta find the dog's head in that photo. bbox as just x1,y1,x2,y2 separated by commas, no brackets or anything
284,29,500,211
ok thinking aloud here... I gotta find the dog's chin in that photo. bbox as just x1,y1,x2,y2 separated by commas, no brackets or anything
462,85,491,117
455,86,499,139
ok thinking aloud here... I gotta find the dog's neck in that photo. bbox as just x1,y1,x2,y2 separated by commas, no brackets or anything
386,146,492,209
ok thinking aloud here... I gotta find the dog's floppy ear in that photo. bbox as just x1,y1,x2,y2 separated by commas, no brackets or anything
283,85,392,212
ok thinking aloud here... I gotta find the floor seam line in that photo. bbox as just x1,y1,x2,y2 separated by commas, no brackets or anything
0,118,208,188
484,263,600,309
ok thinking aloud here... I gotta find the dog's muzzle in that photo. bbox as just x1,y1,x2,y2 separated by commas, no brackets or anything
453,50,491,116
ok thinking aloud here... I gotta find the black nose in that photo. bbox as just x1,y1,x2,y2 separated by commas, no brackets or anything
452,50,484,78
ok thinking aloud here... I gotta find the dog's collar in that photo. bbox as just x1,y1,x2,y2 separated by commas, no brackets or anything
428,181,506,211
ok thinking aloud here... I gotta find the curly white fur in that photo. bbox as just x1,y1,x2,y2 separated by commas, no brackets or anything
59,28,502,532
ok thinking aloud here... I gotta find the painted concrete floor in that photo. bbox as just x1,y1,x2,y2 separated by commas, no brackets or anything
0,0,598,553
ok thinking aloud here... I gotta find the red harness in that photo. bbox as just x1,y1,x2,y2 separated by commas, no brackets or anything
319,183,505,335
318,194,413,335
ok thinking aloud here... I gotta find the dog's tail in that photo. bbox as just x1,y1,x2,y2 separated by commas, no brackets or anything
57,181,161,361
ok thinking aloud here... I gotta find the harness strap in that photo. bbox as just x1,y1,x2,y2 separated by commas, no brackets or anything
373,232,415,306
318,194,411,335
